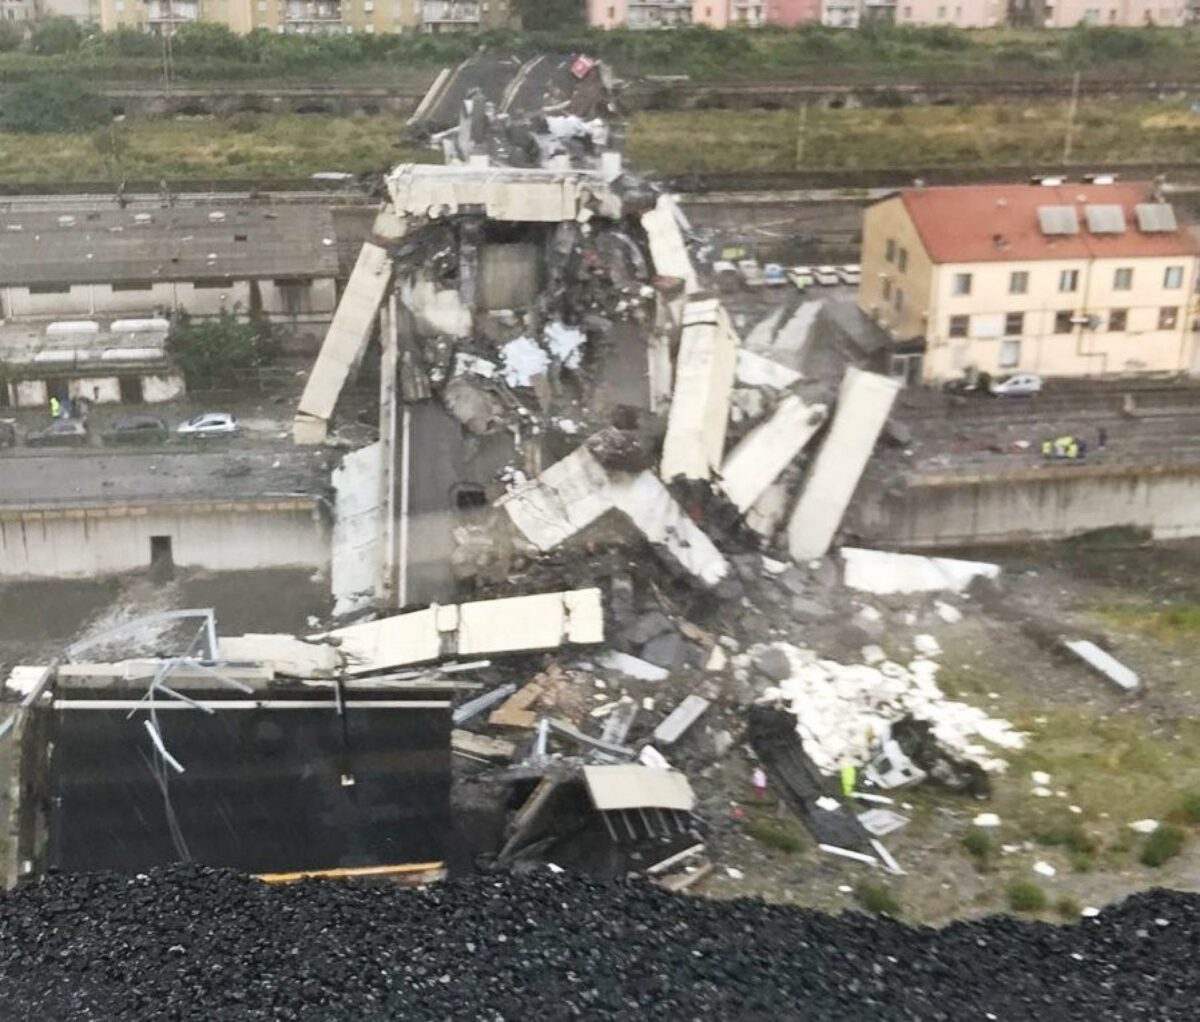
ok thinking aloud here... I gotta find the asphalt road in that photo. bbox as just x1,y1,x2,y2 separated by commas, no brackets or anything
0,446,332,507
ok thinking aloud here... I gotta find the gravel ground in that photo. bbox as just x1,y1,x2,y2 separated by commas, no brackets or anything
1,867,1197,1021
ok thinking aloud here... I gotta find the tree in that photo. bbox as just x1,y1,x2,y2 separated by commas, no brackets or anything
172,22,250,61
0,21,23,53
29,16,83,55
0,78,110,134
514,0,585,30
167,312,280,390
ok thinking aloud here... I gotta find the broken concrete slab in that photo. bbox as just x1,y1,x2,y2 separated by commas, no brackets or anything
452,729,517,761
319,588,603,675
787,367,901,562
497,443,728,587
218,635,341,678
719,396,827,514
660,299,738,483
857,808,909,837
735,349,802,390
582,764,695,812
600,700,639,746
294,238,393,445
1063,639,1140,692
330,442,384,618
641,632,686,670
596,650,670,682
841,547,1000,596
753,646,793,683
640,194,698,294
653,694,710,746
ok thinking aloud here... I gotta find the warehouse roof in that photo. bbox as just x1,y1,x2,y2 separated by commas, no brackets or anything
891,182,1199,264
0,204,340,287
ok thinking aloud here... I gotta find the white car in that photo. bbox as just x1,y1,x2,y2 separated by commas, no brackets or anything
789,265,814,290
177,412,238,437
989,373,1043,397
737,259,765,287
838,263,862,285
813,265,840,286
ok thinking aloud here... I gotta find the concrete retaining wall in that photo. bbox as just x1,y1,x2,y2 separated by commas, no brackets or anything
0,499,328,579
853,463,1200,548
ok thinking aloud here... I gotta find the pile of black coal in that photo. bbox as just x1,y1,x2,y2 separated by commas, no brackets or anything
2,865,1198,1020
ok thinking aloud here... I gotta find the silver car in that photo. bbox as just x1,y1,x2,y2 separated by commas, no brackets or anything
989,373,1043,397
177,412,238,437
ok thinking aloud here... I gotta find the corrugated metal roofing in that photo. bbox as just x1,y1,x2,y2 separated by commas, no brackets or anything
893,183,1198,263
1083,204,1126,234
0,204,340,287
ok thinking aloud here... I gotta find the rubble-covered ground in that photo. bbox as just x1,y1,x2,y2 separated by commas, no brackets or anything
1,865,1198,1021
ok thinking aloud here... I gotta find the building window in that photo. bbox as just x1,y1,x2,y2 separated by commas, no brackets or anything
897,247,908,272
1054,310,1074,333
999,339,1021,368
1159,306,1179,330
1008,270,1028,294
1113,267,1133,290
948,314,969,338
28,283,71,294
112,281,154,292
1109,308,1127,332
364,21,374,30
936,4,945,15
893,287,905,313
608,4,615,14
1164,265,1184,289
952,272,972,296
881,278,892,301
257,0,266,8
885,238,896,263
1058,269,1079,293
1004,311,1024,335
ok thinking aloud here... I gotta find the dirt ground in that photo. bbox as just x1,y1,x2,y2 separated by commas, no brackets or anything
689,538,1200,925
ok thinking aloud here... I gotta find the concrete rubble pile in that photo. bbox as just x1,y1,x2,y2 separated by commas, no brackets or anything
278,53,1030,885
2,866,1199,1020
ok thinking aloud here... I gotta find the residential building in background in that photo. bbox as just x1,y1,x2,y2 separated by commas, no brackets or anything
894,0,1003,26
98,0,510,33
1,0,36,22
41,0,100,21
858,181,1200,383
1042,0,1186,25
764,0,821,23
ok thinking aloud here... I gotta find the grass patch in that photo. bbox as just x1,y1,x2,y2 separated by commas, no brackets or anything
853,881,901,916
1091,602,1200,643
1006,880,1047,913
1178,792,1200,824
0,112,435,183
1033,818,1097,855
1069,850,1095,874
1140,823,1186,867
743,816,806,854
961,828,998,872
1055,895,1082,921
627,100,1200,175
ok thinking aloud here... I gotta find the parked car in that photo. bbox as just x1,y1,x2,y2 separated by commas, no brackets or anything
762,263,787,286
26,419,88,448
789,265,814,291
0,419,15,448
813,265,840,286
177,412,237,437
737,259,765,288
989,373,1043,397
103,414,169,445
838,263,862,286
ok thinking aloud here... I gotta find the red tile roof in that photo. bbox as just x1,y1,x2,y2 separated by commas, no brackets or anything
893,182,1199,264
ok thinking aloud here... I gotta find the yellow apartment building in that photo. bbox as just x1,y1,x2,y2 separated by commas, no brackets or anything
99,0,509,33
858,181,1200,384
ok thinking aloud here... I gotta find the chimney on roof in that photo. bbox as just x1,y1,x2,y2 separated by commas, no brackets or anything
992,233,1008,249
912,178,925,189
996,198,1007,207
1153,174,1167,203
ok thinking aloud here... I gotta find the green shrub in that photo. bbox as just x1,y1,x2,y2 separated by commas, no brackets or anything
0,77,109,133
1035,821,1096,855
853,881,901,916
0,21,23,53
1006,880,1047,913
1055,895,1081,921
166,311,279,390
1069,850,1094,874
1179,792,1200,824
1141,823,1186,868
29,16,83,56
962,828,997,871
743,818,804,853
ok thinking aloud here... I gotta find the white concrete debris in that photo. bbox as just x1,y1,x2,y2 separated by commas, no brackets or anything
913,634,942,658
770,300,823,355
500,335,551,388
1129,819,1160,834
1063,639,1141,692
330,441,384,617
745,481,790,540
639,194,698,293
318,588,604,675
719,396,828,514
660,299,739,482
455,352,498,378
543,321,587,369
596,650,670,682
294,237,394,444
399,276,473,338
735,349,802,390
387,163,622,222
497,444,728,587
1031,771,1051,785
841,547,1001,596
219,634,341,677
973,813,1002,828
857,808,909,837
934,601,963,624
1033,861,1057,878
653,694,710,745
4,665,50,697
787,368,901,561
753,643,1025,776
